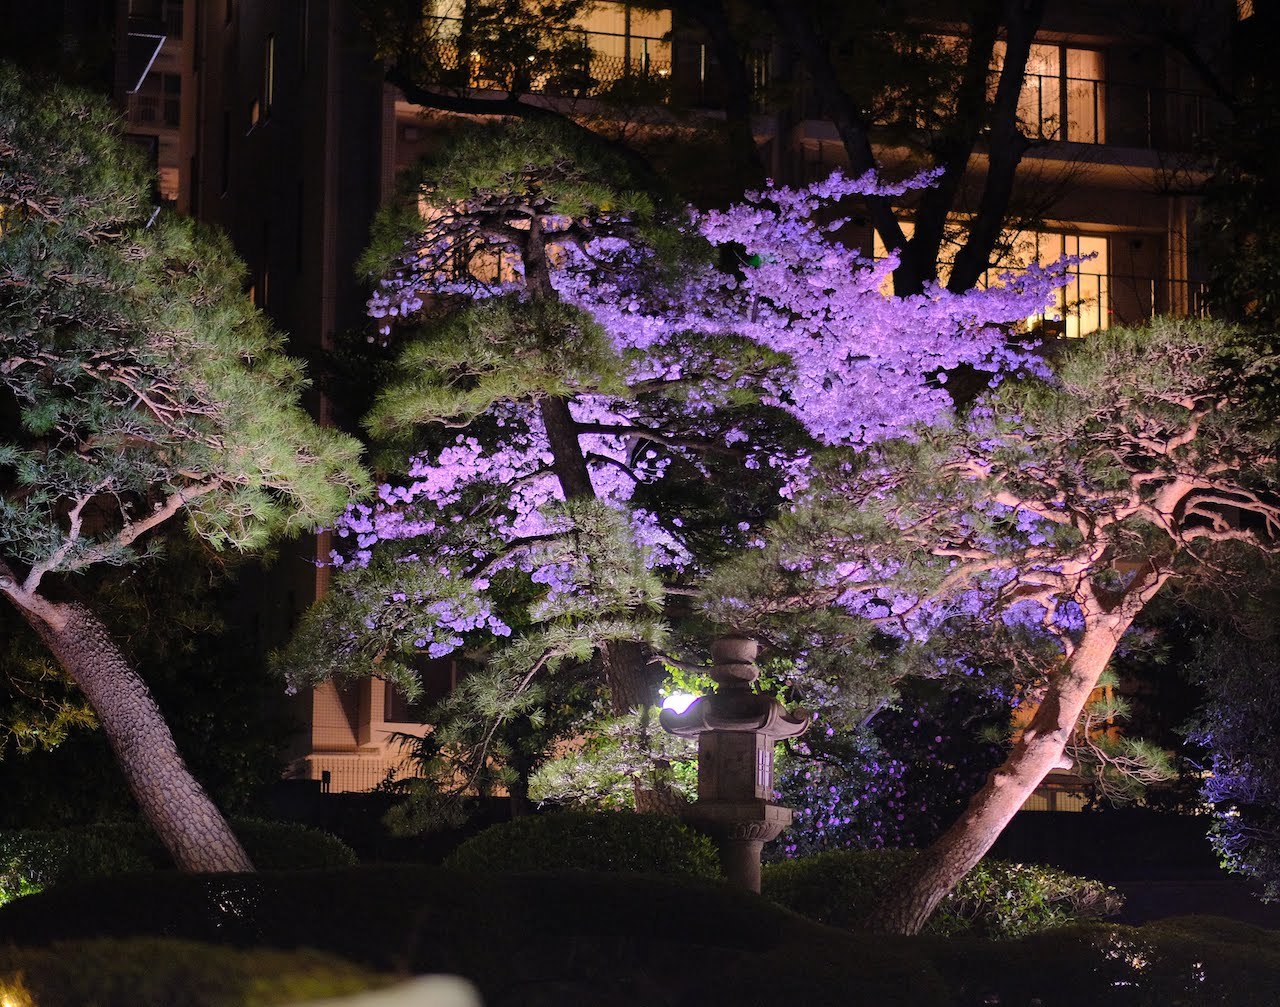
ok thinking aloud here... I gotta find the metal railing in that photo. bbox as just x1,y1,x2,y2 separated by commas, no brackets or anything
411,16,773,107
127,1,184,40
408,18,1221,151
1008,72,1222,151
797,71,1223,153
126,92,180,128
982,268,1210,337
419,16,673,100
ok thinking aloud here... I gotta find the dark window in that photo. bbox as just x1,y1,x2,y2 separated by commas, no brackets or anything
220,111,231,195
162,73,181,127
384,659,456,722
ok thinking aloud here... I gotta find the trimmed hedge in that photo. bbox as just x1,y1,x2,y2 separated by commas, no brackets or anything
443,810,721,879
931,916,1280,1006
0,938,384,1007
1,867,1276,1005
0,867,950,1007
0,819,357,905
763,848,1123,939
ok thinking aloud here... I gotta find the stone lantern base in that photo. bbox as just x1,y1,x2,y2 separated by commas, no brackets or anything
684,799,793,893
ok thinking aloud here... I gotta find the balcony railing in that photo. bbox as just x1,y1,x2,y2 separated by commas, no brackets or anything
410,16,772,108
127,92,180,129
417,17,671,100
1009,73,1223,151
409,18,1221,153
798,72,1223,154
982,269,1209,337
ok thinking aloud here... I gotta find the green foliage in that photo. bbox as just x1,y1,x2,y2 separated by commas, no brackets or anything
0,939,384,1007
357,117,693,297
0,62,369,576
0,819,358,906
529,707,698,808
706,318,1280,700
283,498,667,832
225,819,361,871
1066,669,1177,806
1185,627,1280,899
932,916,1280,1006
357,0,594,99
411,117,655,221
0,865,954,1006
762,849,1123,940
367,296,628,438
0,645,94,759
443,810,721,879
1200,5,1280,336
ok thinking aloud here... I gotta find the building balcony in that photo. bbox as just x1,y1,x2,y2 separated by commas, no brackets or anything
996,270,1209,339
404,15,771,110
126,91,180,130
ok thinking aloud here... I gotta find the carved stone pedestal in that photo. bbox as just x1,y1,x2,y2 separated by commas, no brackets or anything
659,636,808,892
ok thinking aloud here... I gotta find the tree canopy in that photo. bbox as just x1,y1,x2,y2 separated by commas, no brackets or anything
280,121,1060,817
0,68,367,577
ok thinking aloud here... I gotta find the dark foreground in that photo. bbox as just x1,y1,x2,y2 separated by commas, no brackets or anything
2,866,1279,1006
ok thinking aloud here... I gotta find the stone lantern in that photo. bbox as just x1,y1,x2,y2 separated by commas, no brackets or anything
659,635,809,891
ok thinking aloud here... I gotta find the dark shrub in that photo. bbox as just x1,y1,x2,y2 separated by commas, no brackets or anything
929,917,1280,1006
0,825,153,902
0,938,383,1007
230,818,360,870
0,819,356,905
443,810,721,879
0,867,953,1006
763,848,1122,939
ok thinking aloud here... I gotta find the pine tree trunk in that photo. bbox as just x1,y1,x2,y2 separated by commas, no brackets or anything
865,579,1165,934
1,579,254,873
521,220,675,811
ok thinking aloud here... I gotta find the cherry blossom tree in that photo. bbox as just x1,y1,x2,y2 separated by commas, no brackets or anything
705,317,1280,933
281,120,1059,816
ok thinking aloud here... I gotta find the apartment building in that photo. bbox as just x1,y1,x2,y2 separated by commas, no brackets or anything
113,1,1234,796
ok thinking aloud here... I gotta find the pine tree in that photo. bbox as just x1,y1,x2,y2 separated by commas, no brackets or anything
0,65,368,871
706,317,1280,932
281,120,1058,821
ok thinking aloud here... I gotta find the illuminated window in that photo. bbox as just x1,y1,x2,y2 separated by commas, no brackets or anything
994,41,1106,143
575,2,672,77
997,230,1110,338
874,220,1110,337
430,1,671,92
263,34,276,118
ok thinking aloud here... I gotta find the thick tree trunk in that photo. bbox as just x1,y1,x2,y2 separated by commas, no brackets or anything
947,0,1046,294
0,572,253,873
521,222,675,810
681,0,768,193
865,578,1166,934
